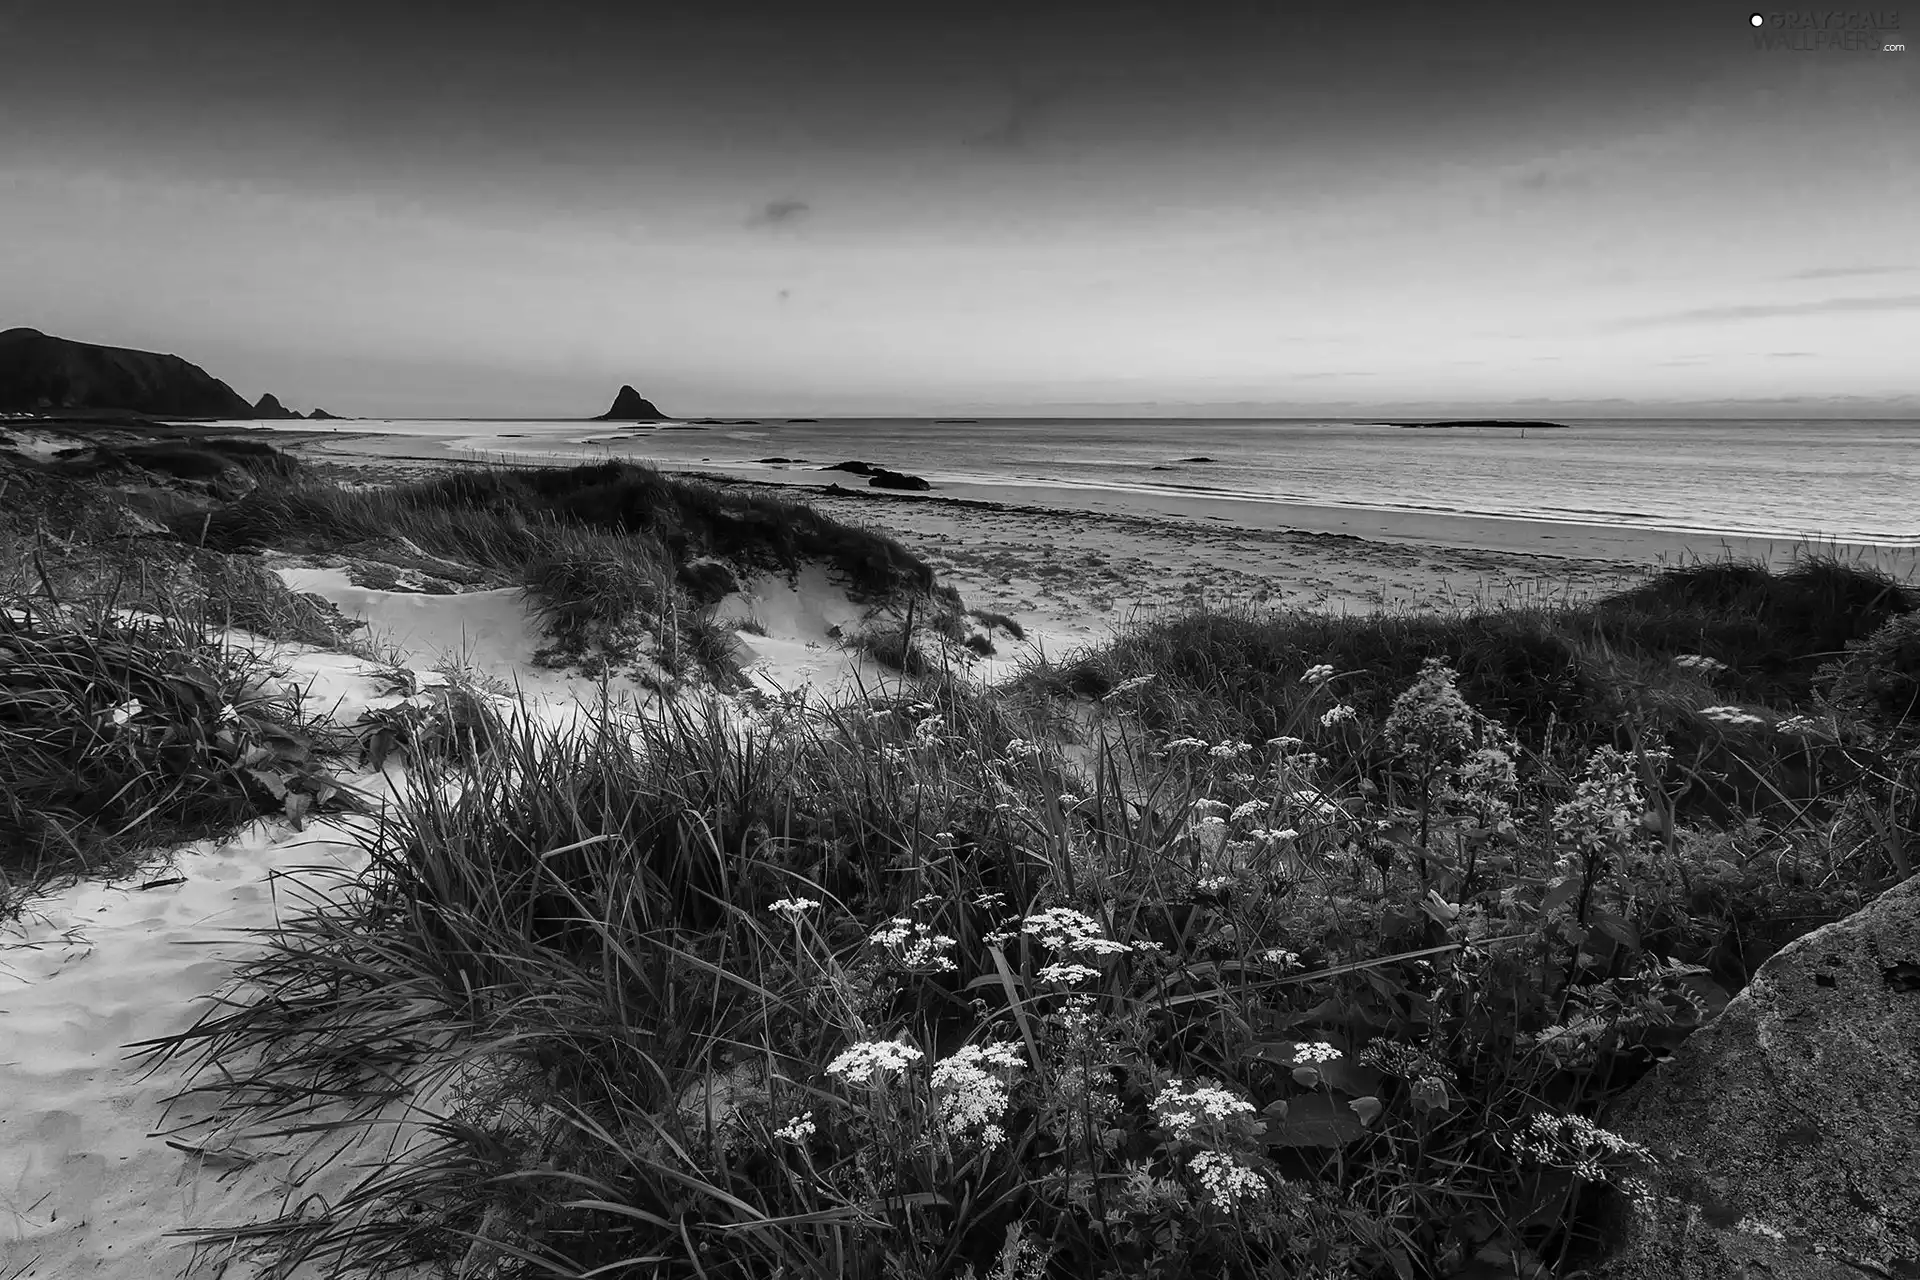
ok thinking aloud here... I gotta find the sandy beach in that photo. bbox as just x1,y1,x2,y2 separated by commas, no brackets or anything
282,430,1674,672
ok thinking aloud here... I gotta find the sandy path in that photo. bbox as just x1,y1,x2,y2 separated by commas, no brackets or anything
0,645,433,1280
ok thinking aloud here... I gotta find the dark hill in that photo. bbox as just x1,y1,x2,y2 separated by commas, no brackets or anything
253,393,301,420
0,328,256,418
596,385,669,421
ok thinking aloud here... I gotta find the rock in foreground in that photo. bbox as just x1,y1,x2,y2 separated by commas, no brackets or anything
595,385,669,421
1600,872,1920,1279
0,327,256,418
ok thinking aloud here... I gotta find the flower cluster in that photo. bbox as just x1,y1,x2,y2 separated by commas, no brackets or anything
1552,746,1661,859
1022,907,1131,956
1291,1041,1341,1065
1301,663,1336,685
1188,1150,1268,1212
929,1042,1025,1147
1210,739,1252,759
1037,961,1101,986
1383,658,1520,822
1357,1040,1457,1089
773,1112,816,1143
1266,735,1306,751
1258,947,1301,970
1672,653,1728,673
825,1038,925,1085
1700,704,1765,728
1003,738,1043,761
1505,1112,1655,1186
1774,714,1825,737
768,897,820,920
1319,704,1358,727
870,918,959,972
1152,1078,1255,1142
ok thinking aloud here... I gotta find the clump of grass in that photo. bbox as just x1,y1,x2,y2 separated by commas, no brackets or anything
0,604,347,915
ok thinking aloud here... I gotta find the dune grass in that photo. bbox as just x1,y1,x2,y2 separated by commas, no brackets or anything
124,551,1920,1278
10,437,1916,1276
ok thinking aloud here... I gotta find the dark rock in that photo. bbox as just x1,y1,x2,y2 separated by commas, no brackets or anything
755,457,804,464
677,558,741,605
869,469,931,491
0,327,256,418
819,460,881,476
1175,456,1216,463
596,385,669,421
1601,872,1920,1279
786,418,819,423
252,393,301,419
308,407,340,420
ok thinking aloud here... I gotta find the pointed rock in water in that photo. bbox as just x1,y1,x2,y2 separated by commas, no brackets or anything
1600,872,1920,1279
0,327,257,417
252,393,300,419
596,385,668,421
308,407,340,420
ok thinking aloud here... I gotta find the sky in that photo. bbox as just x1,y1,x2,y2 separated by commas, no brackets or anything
1,0,1915,417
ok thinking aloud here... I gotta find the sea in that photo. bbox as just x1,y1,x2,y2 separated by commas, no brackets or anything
293,417,1920,549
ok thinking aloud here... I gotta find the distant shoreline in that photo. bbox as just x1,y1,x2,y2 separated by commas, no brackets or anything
276,429,1920,578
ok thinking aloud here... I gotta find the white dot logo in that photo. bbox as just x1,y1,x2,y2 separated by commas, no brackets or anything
1749,12,1765,25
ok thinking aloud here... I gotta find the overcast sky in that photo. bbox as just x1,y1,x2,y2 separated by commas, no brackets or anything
1,0,1914,416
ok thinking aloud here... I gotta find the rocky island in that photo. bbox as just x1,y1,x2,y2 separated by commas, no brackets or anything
595,385,669,421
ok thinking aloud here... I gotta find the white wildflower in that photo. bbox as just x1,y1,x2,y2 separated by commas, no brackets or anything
105,698,143,727
825,1038,925,1085
1230,800,1267,825
1210,739,1252,759
930,1043,1024,1147
1193,873,1234,896
1037,962,1101,986
1266,735,1306,751
1259,948,1301,970
1189,1150,1268,1212
1699,704,1764,727
1774,714,1822,737
1152,1078,1255,1142
773,1112,816,1143
1319,703,1357,727
1191,798,1232,818
1301,663,1336,685
1293,1041,1341,1065
1164,736,1210,753
1672,653,1728,673
768,897,820,919
1022,907,1131,956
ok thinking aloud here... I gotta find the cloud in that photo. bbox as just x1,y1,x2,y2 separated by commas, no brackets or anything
746,200,810,229
1599,294,1920,331
1510,167,1592,193
1784,265,1913,280
968,73,1072,152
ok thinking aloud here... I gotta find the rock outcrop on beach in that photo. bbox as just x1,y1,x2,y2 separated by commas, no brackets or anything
817,460,931,491
1600,872,1920,1279
0,327,256,418
308,407,341,420
252,393,301,420
595,385,669,421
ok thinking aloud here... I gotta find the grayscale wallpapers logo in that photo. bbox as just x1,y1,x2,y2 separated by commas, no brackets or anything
1748,10,1905,50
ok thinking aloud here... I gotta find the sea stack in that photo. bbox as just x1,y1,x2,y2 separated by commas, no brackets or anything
0,327,256,418
595,385,669,421
252,393,301,419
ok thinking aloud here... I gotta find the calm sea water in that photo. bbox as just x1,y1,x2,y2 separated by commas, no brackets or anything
309,418,1920,547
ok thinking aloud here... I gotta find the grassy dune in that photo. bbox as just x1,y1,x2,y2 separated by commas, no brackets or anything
4,438,1918,1279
